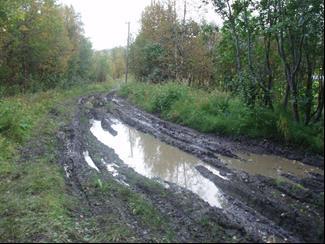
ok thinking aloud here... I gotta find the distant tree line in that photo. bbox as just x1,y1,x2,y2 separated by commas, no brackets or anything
0,0,118,93
129,0,324,125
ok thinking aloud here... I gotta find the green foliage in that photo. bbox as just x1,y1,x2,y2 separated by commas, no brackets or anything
210,0,324,122
0,0,115,92
120,82,324,154
129,1,216,85
130,37,167,82
150,83,188,113
91,50,112,83
107,47,126,80
277,114,290,141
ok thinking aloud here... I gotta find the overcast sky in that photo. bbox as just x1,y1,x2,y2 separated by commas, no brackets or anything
58,0,221,50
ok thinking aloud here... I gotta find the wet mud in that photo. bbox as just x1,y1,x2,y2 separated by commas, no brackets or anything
57,92,324,243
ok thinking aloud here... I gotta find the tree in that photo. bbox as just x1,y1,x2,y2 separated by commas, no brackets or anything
205,0,324,122
92,51,110,83
129,1,215,85
107,47,126,80
0,0,96,90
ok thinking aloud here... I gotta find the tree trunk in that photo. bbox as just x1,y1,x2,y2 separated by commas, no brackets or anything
283,83,290,109
226,0,242,82
312,31,325,122
286,71,300,122
291,79,300,122
313,83,324,122
304,50,313,125
264,31,273,109
172,0,178,80
234,33,242,80
244,3,257,106
276,33,302,122
178,0,187,82
313,73,324,123
275,1,304,122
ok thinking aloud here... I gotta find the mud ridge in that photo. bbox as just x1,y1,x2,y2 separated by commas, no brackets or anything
57,92,324,243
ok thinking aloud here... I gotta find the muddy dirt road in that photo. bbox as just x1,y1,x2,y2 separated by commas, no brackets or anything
58,92,324,243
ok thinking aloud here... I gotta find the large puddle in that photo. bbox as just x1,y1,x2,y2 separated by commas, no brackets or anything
219,153,323,180
89,118,323,207
90,119,227,208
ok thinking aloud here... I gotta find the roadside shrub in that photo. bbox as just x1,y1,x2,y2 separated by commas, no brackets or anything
200,92,231,116
246,106,279,138
287,121,324,154
120,82,324,155
150,83,188,114
277,113,290,141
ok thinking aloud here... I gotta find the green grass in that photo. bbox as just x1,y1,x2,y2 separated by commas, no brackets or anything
118,187,168,230
0,81,114,242
119,82,324,155
86,176,175,242
0,80,175,242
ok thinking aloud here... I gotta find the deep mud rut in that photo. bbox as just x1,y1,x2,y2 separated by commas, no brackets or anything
57,92,324,243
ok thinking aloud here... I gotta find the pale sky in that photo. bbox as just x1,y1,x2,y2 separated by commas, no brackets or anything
58,0,221,50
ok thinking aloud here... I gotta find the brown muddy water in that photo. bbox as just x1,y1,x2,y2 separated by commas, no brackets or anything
89,118,323,208
90,119,227,208
219,153,323,180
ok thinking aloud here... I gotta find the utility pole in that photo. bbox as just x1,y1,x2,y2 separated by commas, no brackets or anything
125,22,130,84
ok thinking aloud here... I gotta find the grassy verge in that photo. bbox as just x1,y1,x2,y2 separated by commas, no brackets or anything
0,82,114,242
118,82,324,155
93,178,175,242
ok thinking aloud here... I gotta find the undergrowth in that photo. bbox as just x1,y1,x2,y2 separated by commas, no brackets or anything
119,82,324,155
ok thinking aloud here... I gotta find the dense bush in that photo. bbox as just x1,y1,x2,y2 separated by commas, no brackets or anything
119,82,324,154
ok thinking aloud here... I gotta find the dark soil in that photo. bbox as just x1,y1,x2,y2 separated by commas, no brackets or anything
57,92,324,243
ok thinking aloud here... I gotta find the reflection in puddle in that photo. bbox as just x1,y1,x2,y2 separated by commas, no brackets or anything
90,119,226,208
64,165,70,178
83,151,99,172
203,164,229,180
101,159,119,177
219,153,323,180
